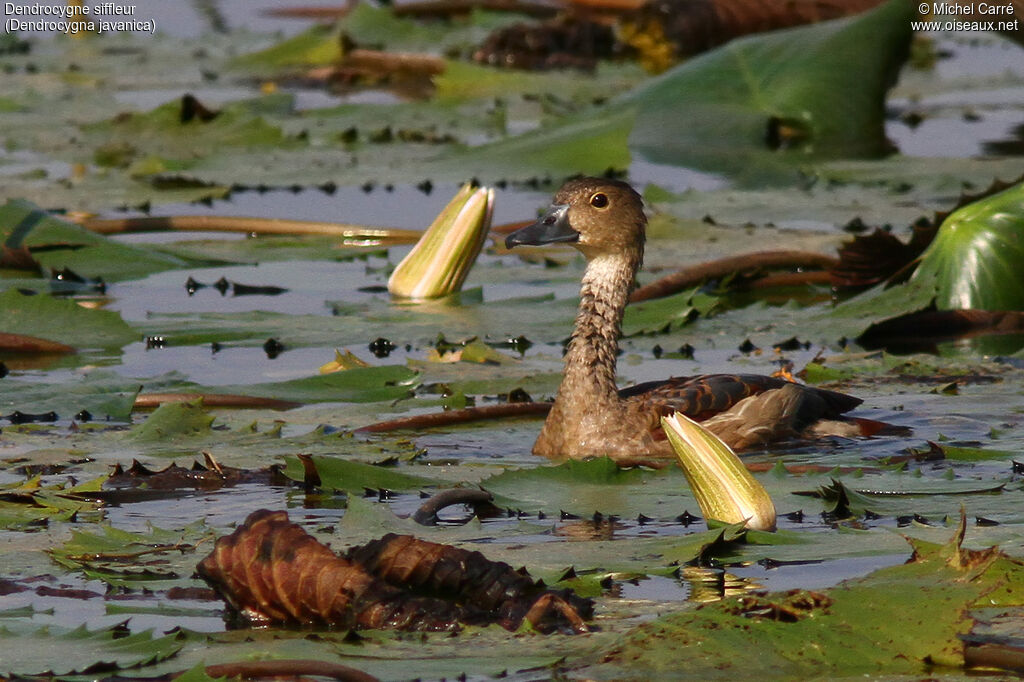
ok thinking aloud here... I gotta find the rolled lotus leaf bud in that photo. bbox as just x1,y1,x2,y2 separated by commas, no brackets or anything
662,411,777,531
388,184,494,299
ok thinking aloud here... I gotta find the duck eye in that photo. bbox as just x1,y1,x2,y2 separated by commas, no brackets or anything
589,192,609,208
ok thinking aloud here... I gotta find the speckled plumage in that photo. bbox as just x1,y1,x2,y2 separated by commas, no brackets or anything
510,178,861,466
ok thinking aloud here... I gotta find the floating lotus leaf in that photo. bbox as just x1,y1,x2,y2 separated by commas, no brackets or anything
0,289,137,349
911,180,1024,311
0,199,191,282
448,0,913,184
830,180,1024,340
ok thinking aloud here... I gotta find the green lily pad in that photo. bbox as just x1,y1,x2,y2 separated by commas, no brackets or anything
0,622,183,676
130,400,216,441
480,458,687,516
82,94,299,167
280,454,445,493
48,520,213,589
229,24,342,69
597,523,1024,678
0,289,138,349
622,287,721,336
216,365,420,403
0,476,100,530
625,0,912,180
910,180,1024,311
830,180,1024,338
0,199,192,282
0,369,139,421
450,0,913,183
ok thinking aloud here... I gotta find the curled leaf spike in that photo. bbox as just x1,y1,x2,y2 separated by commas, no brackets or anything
662,411,777,531
388,184,494,299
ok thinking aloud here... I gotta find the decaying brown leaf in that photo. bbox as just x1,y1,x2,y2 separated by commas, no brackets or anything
345,533,592,631
133,392,302,410
0,244,39,270
830,174,1024,290
0,332,75,354
829,226,926,289
722,589,833,622
858,309,1024,352
306,47,446,98
619,0,885,71
474,17,621,70
474,0,885,72
96,455,287,504
197,509,593,632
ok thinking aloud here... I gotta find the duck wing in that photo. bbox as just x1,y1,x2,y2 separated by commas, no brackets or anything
618,373,862,423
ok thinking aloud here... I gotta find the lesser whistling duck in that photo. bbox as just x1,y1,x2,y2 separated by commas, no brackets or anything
505,177,862,467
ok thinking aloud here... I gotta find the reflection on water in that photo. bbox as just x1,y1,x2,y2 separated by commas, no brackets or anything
679,565,763,603
615,553,909,606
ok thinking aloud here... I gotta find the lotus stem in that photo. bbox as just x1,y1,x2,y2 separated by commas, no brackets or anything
661,412,777,531
388,184,494,299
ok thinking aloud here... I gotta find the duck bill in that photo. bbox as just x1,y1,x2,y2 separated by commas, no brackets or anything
505,204,577,248
661,412,777,532
388,184,494,300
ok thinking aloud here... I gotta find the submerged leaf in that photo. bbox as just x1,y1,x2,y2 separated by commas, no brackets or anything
82,94,298,167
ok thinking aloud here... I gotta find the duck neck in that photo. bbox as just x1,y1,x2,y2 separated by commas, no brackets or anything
558,249,641,407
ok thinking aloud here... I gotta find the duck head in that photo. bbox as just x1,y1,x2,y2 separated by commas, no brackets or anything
505,177,646,260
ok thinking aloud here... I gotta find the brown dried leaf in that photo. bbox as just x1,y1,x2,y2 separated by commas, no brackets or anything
620,0,886,71
858,309,1024,351
346,533,593,631
829,228,920,289
0,245,39,270
475,0,886,72
0,332,75,354
830,174,1024,290
133,392,302,410
197,510,593,632
473,17,621,70
95,456,287,504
